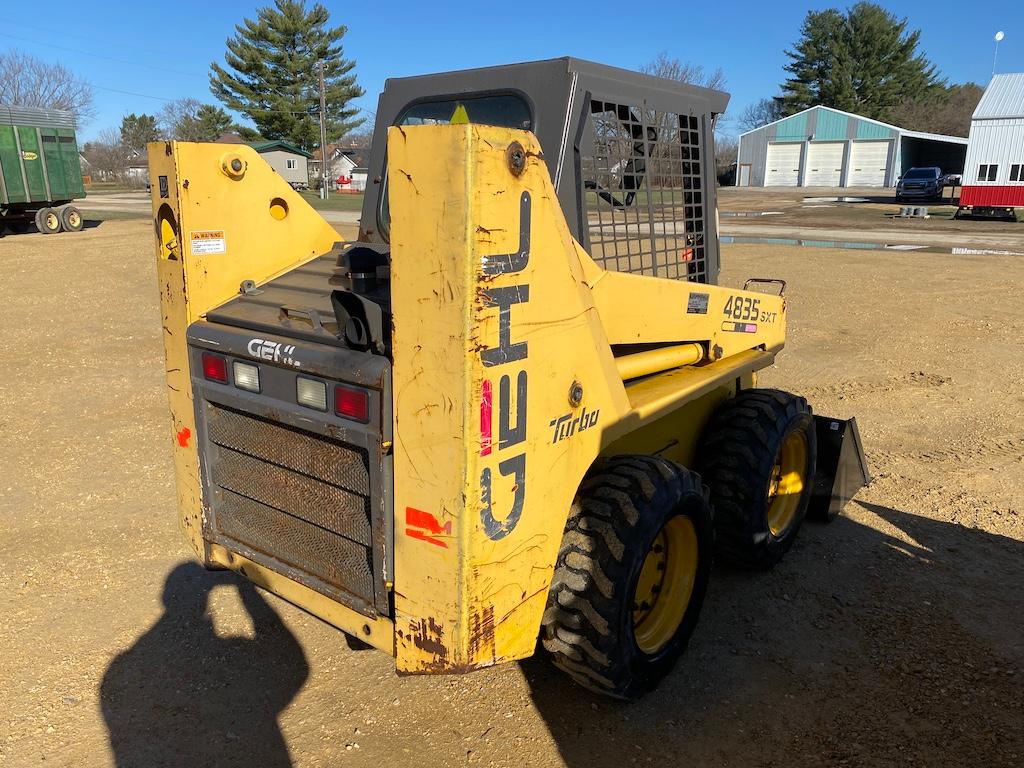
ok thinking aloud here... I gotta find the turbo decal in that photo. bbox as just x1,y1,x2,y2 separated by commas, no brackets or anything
549,405,600,444
479,191,531,541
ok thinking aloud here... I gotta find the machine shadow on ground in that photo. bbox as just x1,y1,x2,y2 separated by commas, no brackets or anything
100,562,309,768
520,503,1024,767
97,506,1023,767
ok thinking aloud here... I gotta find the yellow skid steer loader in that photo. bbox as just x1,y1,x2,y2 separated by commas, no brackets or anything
149,58,868,699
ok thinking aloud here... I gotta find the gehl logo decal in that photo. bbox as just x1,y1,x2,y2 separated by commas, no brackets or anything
479,191,530,541
247,338,298,366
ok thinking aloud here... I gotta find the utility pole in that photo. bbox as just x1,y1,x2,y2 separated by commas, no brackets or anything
319,60,329,200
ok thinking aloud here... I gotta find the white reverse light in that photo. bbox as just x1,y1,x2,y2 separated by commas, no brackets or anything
296,377,327,411
233,361,260,392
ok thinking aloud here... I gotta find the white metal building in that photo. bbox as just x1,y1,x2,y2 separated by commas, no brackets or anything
736,105,967,188
959,73,1024,208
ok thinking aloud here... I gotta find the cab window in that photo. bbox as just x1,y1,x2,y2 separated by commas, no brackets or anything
378,93,533,239
399,95,532,130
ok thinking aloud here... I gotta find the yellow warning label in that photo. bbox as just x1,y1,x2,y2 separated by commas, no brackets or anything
449,104,470,125
190,230,227,255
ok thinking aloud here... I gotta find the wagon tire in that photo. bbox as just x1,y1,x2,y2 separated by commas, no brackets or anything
35,207,62,234
60,206,84,232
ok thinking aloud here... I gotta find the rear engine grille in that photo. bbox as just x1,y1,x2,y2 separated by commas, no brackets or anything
205,403,376,612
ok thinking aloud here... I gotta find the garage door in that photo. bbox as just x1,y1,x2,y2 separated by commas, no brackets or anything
847,141,890,186
804,142,845,186
764,143,802,186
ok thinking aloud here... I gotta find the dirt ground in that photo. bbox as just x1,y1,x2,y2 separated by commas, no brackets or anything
1,219,1022,768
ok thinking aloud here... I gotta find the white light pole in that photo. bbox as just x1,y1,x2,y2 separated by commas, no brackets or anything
993,31,1005,77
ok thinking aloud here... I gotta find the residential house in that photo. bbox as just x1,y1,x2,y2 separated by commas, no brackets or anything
125,149,149,187
249,140,312,189
310,144,362,189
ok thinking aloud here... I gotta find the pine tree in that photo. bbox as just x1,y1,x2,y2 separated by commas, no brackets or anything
209,0,364,150
194,105,235,141
782,3,943,121
120,113,160,150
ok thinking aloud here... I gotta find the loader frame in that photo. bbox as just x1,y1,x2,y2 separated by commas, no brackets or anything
151,58,802,679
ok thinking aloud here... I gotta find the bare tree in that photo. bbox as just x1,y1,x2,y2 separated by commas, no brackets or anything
715,137,738,184
737,97,785,132
889,83,983,137
159,98,241,142
82,128,129,180
158,98,203,140
640,52,726,91
339,128,373,166
633,54,727,188
0,49,95,125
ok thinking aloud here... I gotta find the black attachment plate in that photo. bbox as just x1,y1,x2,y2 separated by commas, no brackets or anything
808,416,870,523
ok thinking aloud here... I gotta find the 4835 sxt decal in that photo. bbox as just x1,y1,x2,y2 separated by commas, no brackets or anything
722,294,777,332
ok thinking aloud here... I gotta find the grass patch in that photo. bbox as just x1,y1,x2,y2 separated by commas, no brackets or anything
299,191,364,212
85,183,145,195
80,209,149,222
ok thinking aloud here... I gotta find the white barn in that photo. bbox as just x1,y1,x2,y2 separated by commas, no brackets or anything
959,73,1024,210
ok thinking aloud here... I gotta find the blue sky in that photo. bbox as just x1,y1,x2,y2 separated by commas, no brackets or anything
3,0,1023,142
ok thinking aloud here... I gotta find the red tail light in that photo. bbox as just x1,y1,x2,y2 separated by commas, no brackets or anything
201,352,228,383
335,384,369,422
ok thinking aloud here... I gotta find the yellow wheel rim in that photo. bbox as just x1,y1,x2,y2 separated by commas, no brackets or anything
767,430,808,537
45,212,60,231
632,515,698,655
67,211,81,228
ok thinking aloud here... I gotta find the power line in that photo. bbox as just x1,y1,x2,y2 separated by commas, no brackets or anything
0,17,184,59
2,29,374,121
0,31,206,78
90,81,374,119
91,83,175,102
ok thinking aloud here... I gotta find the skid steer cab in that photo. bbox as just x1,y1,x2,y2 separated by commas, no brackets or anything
150,57,868,699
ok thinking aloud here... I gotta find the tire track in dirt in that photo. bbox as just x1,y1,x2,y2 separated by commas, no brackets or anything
800,370,952,400
869,434,1024,473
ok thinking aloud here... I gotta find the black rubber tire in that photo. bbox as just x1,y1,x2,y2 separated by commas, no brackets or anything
60,206,84,232
696,388,816,570
35,207,61,234
541,455,713,700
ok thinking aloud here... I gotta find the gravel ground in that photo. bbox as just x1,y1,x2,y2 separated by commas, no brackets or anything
1,220,1021,767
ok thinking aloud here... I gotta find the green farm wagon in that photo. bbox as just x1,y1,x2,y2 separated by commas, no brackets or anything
1,105,85,235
